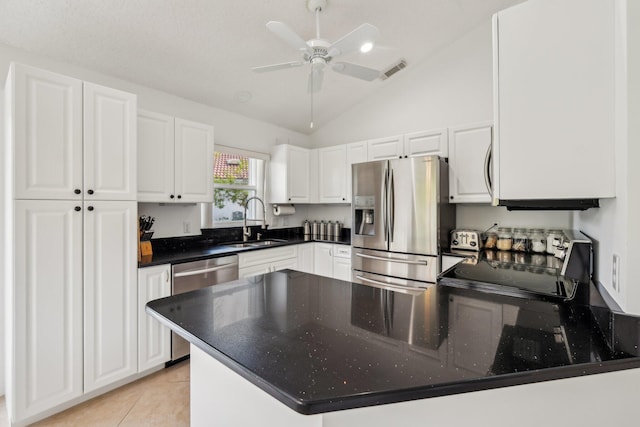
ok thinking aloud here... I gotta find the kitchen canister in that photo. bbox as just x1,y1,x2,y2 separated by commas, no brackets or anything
512,228,529,252
319,221,327,240
311,220,319,239
529,228,546,253
496,227,513,251
333,222,343,240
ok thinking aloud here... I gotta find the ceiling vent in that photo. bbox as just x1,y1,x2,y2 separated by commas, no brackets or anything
380,59,407,80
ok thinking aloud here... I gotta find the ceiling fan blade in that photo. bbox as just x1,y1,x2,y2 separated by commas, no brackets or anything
307,66,325,93
327,23,380,57
332,62,380,81
252,61,304,73
266,21,312,54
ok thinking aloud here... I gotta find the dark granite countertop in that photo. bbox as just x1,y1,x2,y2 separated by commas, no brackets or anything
139,232,350,268
146,270,640,415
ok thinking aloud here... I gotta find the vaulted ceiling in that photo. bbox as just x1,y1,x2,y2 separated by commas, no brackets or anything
0,0,522,134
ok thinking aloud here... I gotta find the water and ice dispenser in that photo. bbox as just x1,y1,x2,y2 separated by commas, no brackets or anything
354,196,376,236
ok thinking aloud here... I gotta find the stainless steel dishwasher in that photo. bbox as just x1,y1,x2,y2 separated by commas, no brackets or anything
170,255,239,361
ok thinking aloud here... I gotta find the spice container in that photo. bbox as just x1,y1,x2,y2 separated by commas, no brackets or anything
496,227,513,251
484,231,498,249
529,228,547,253
546,229,564,254
512,228,529,252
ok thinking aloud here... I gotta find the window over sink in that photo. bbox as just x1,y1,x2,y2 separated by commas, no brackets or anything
201,145,267,228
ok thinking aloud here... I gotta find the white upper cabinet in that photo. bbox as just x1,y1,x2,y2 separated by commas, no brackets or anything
83,82,137,201
7,64,137,201
83,201,138,393
175,118,215,203
9,64,83,200
448,122,493,203
367,135,404,160
137,112,214,203
345,141,368,202
404,128,448,158
493,0,615,201
318,145,348,203
269,144,311,204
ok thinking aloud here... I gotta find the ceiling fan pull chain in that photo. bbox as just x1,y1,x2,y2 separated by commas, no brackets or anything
315,6,321,39
310,72,314,129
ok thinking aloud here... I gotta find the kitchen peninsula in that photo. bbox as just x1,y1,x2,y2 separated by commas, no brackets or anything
147,270,640,426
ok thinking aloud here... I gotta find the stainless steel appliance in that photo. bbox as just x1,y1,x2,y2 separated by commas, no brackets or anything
171,255,239,361
439,230,592,301
450,229,483,251
351,156,455,290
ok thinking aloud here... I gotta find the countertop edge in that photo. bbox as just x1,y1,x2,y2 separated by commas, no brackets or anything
145,303,640,415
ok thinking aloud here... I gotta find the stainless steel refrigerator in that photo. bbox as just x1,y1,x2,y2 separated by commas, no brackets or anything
351,156,455,291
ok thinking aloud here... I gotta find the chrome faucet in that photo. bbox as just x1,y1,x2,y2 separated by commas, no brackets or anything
243,196,267,241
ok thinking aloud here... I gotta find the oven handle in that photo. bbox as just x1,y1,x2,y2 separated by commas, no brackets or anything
355,275,425,294
173,263,238,278
355,252,428,265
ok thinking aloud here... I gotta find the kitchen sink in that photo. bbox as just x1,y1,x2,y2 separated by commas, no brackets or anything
220,239,287,248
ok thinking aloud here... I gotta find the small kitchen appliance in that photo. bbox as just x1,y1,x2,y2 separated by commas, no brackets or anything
450,229,483,251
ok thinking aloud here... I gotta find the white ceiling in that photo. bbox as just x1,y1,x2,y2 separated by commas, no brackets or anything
0,0,522,134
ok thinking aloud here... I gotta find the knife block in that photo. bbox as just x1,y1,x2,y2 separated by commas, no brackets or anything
138,230,154,263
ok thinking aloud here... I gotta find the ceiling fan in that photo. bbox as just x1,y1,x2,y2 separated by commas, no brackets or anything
252,0,382,94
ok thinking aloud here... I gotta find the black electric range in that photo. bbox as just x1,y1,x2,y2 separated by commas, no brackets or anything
439,250,580,301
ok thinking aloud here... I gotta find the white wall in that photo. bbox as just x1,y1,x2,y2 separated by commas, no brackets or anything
575,0,640,315
310,20,573,233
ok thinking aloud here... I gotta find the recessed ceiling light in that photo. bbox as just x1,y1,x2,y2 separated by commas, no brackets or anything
360,42,374,53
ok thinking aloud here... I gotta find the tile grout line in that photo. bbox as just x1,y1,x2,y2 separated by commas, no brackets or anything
116,391,145,427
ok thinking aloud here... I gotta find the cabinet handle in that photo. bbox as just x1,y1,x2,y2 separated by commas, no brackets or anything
177,195,182,199
74,189,81,195
165,270,169,282
170,195,175,199
74,206,81,212
483,143,493,195
87,206,94,211
87,189,94,195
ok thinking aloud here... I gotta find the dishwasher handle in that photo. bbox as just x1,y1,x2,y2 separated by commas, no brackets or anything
173,262,238,278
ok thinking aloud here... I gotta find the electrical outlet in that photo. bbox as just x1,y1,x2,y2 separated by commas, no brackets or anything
612,254,620,292
183,221,191,234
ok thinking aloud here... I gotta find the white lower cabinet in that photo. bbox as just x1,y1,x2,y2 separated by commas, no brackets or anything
312,243,352,280
12,201,84,422
10,200,138,424
296,243,315,273
83,201,138,393
238,245,298,278
138,264,172,372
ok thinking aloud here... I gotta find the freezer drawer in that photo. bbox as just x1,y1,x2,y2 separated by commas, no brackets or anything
352,248,438,284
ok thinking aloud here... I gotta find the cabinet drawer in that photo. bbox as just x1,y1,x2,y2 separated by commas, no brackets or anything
238,245,298,268
333,245,351,259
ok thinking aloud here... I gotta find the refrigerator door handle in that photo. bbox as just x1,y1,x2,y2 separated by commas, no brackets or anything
355,252,428,265
356,275,424,294
389,168,395,242
383,164,389,244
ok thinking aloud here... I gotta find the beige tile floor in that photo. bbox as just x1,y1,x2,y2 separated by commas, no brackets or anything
0,360,190,427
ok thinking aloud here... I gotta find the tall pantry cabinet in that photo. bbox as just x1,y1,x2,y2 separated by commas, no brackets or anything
4,63,138,425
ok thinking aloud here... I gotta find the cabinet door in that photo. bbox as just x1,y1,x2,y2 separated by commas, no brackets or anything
137,110,175,202
238,245,298,269
367,135,403,160
313,243,334,278
138,265,171,372
286,145,311,203
83,82,137,201
318,145,348,203
12,201,83,421
174,118,214,203
345,141,368,202
10,63,83,200
332,257,352,282
84,201,138,392
448,122,492,203
296,243,315,274
494,0,614,199
404,129,448,158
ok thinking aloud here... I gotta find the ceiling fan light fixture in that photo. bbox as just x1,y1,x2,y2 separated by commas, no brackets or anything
359,41,374,53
